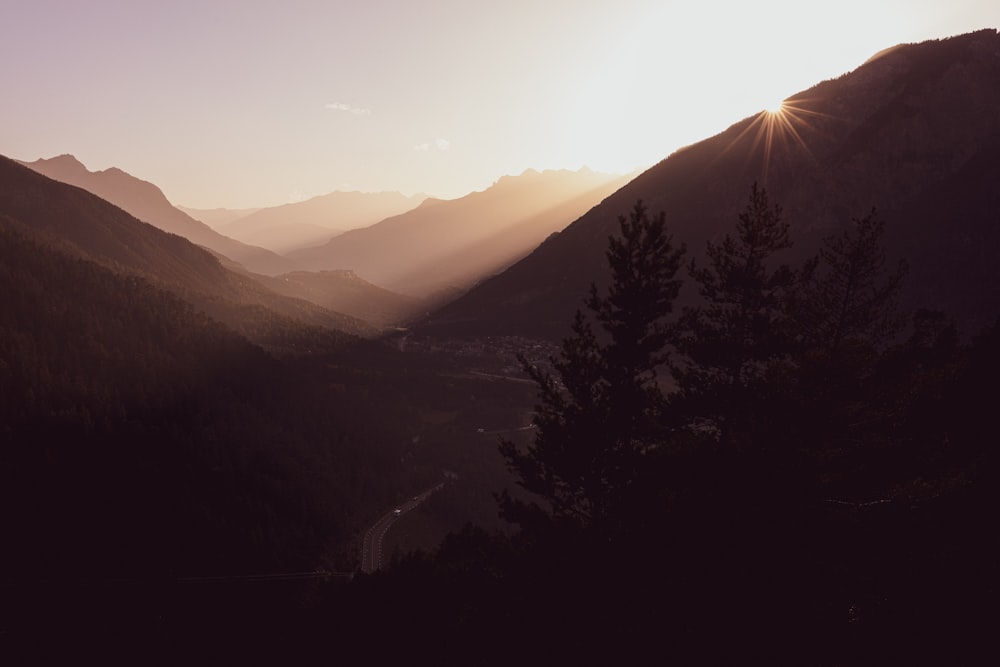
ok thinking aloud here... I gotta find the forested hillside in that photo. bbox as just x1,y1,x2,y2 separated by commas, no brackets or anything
0,226,424,576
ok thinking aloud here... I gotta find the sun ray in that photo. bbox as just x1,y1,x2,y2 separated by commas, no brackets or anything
712,96,835,185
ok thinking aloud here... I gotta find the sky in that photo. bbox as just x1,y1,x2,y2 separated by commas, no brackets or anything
2,1,998,209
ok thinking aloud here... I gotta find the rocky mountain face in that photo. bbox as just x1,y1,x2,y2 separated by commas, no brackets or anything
427,30,1000,339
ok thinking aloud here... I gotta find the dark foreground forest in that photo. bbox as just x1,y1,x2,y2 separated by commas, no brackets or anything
4,186,995,666
324,189,999,666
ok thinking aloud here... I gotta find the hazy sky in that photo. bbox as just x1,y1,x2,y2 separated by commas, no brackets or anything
2,1,997,208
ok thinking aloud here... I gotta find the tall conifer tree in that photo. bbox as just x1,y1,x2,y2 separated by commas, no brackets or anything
500,201,685,531
672,182,803,447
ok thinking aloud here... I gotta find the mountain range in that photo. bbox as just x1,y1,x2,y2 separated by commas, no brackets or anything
17,156,637,325
189,190,426,254
0,156,372,345
287,168,633,298
427,30,1000,339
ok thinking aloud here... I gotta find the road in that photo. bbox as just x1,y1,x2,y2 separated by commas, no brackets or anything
360,483,445,573
477,424,536,436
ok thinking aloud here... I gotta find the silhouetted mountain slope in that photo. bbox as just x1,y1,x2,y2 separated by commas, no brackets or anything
0,225,283,573
19,155,297,275
286,168,631,297
430,30,1000,338
212,190,426,254
0,156,372,344
0,223,442,579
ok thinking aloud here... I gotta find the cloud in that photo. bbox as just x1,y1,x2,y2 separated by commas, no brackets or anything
325,102,371,116
413,138,451,152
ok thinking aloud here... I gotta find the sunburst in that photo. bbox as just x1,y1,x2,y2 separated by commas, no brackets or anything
721,97,832,184
765,101,787,115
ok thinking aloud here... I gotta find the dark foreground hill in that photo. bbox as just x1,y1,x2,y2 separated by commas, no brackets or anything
0,157,533,582
0,156,394,580
0,151,537,583
429,30,1000,339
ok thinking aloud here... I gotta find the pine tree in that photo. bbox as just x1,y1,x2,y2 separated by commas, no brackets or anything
672,182,803,447
499,201,685,531
793,209,907,369
788,209,908,457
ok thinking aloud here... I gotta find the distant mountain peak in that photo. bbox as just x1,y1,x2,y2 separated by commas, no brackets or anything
42,153,81,163
99,166,131,178
24,153,88,174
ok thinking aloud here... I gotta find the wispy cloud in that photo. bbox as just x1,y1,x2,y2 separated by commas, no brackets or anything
325,102,371,116
413,138,451,152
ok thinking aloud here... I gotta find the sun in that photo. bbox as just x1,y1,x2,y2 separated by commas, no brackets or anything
765,100,787,115
716,97,832,185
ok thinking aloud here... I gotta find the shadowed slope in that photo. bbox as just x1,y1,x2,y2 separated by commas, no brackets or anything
19,155,297,275
0,156,372,344
428,30,1000,339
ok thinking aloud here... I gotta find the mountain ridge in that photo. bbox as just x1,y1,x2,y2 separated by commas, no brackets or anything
0,156,373,344
18,155,298,276
286,167,632,297
209,189,427,254
426,29,1000,339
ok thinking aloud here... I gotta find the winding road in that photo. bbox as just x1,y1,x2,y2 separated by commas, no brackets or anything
360,483,445,573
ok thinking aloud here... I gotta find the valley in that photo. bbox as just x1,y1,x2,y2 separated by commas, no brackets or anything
2,27,999,666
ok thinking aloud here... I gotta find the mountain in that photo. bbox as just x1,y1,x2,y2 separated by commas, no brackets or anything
428,30,1000,339
204,190,427,254
0,156,372,345
0,170,438,582
286,168,632,297
18,155,297,275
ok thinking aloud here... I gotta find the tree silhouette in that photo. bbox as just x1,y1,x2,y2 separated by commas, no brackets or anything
672,182,804,448
781,210,909,460
794,209,907,368
499,201,685,531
